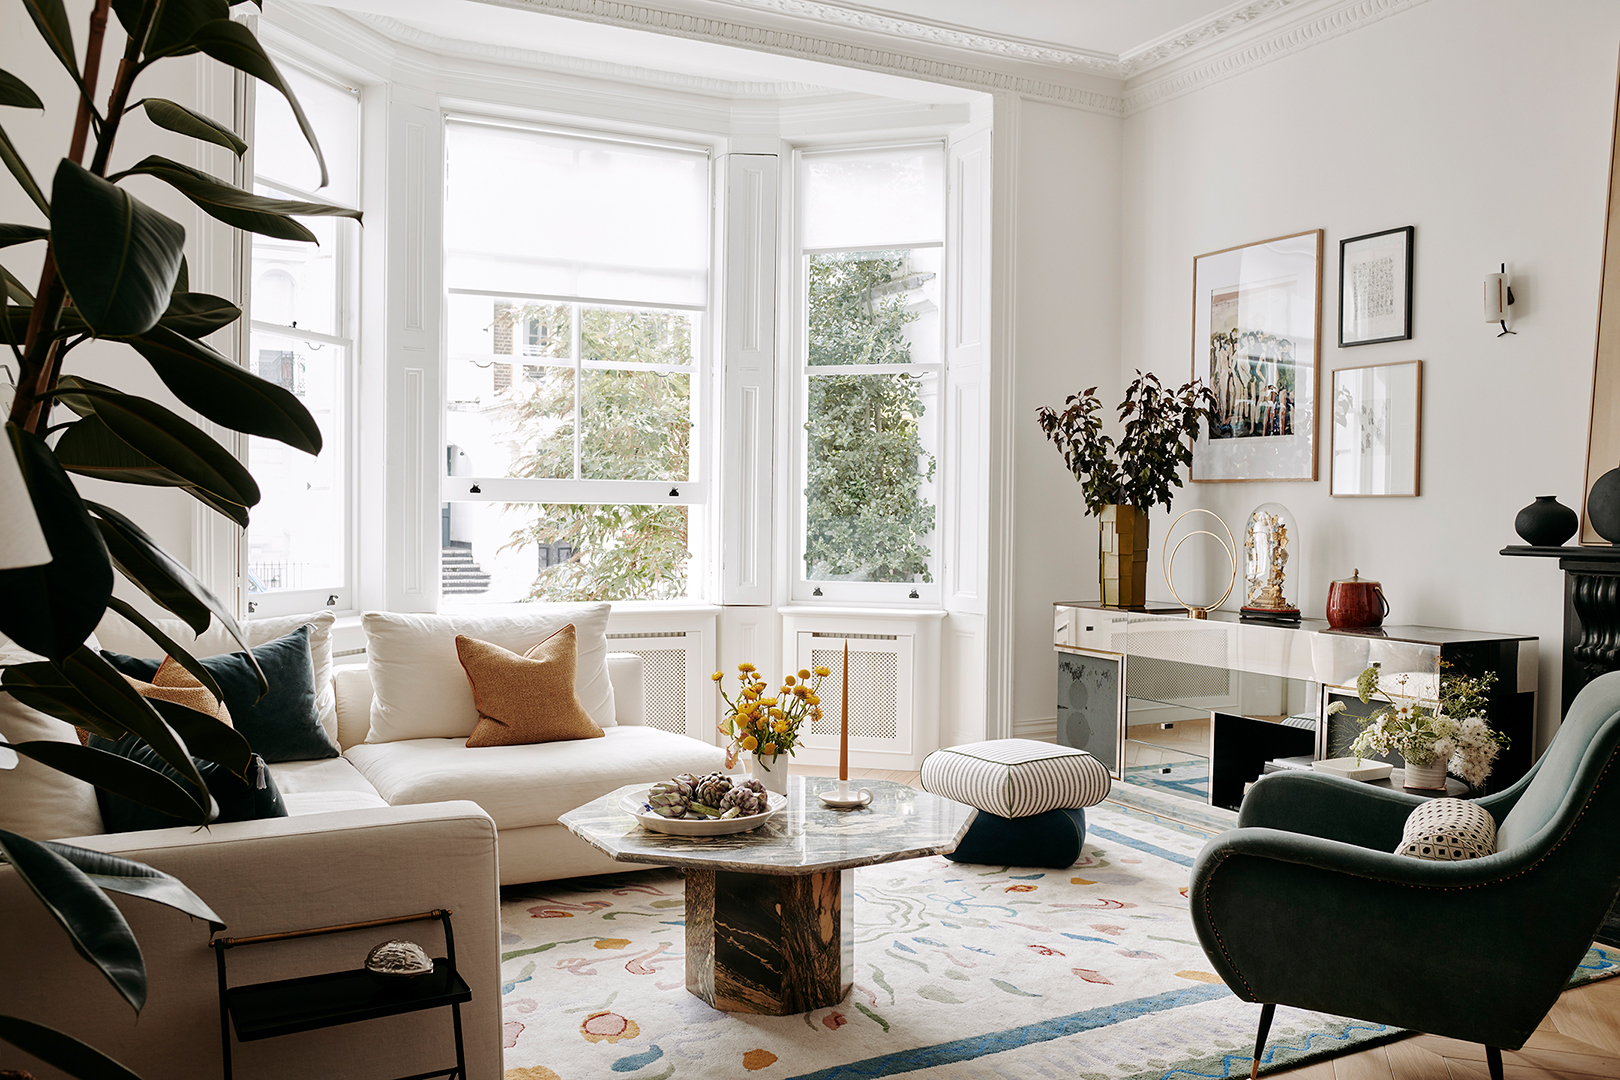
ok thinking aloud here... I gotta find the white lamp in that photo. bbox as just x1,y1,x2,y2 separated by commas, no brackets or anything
1485,263,1517,336
0,436,51,570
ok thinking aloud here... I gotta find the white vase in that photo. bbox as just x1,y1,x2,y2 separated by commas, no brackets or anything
744,752,791,798
1400,757,1449,791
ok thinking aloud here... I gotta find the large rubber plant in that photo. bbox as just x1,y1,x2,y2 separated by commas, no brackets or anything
0,1,358,1075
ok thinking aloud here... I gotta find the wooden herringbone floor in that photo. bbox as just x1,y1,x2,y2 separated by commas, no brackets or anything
792,763,1620,1079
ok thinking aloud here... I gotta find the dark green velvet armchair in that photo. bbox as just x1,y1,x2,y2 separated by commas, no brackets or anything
1189,669,1620,1079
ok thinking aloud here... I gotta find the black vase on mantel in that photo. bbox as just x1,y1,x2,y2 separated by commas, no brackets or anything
1589,469,1620,544
1514,495,1579,547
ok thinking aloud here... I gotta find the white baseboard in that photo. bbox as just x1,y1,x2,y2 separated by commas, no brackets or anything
1012,716,1057,743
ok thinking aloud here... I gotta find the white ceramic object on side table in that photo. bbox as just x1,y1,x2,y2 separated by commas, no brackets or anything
819,778,873,810
745,753,790,798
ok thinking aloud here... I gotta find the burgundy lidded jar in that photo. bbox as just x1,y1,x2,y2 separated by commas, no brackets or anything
1326,569,1389,629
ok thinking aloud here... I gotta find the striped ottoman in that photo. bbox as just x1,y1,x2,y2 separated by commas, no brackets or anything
921,739,1111,868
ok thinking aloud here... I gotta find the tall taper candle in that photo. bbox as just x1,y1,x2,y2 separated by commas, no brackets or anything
840,641,849,782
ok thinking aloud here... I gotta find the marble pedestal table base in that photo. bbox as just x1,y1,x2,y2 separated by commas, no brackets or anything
685,867,854,1014
558,777,975,1016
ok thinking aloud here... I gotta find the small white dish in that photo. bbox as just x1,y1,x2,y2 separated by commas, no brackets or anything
1311,757,1394,782
818,782,874,809
621,788,786,837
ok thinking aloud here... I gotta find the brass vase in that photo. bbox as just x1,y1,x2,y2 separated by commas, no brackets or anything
1099,505,1149,608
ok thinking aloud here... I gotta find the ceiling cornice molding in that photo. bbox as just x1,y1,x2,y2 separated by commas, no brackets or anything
1122,0,1433,115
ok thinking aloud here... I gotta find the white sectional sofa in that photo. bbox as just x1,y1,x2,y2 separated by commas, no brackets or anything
0,602,726,1079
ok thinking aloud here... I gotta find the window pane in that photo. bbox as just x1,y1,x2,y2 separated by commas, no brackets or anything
247,332,345,594
442,502,690,604
807,248,940,367
800,144,944,250
578,306,693,482
254,66,360,205
805,372,936,583
445,121,709,308
447,295,574,479
251,197,339,335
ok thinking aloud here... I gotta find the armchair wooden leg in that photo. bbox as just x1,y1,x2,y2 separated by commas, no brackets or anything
1485,1045,1504,1080
1251,1002,1276,1079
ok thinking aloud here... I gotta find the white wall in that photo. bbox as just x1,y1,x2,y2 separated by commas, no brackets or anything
1009,98,1122,733
1117,0,1620,749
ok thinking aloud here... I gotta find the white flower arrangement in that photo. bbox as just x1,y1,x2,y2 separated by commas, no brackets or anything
1331,663,1509,789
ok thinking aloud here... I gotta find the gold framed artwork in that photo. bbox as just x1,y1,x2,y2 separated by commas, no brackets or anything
1190,230,1323,482
1583,59,1620,544
1330,360,1422,497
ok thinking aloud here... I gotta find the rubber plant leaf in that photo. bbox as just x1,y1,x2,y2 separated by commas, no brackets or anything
53,415,250,528
42,840,224,929
0,122,49,216
141,0,230,60
55,647,212,812
50,160,184,338
83,502,268,698
0,1017,143,1080
0,828,146,1013
53,376,260,509
111,155,358,242
0,223,49,248
3,740,217,821
146,696,253,779
136,98,247,155
1,264,33,304
176,19,327,187
0,69,44,111
18,0,86,97
103,595,225,701
156,291,241,338
1,662,130,741
123,327,321,453
0,425,111,661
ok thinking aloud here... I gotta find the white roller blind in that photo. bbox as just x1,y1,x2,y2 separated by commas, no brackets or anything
445,120,710,308
255,66,360,206
800,143,945,251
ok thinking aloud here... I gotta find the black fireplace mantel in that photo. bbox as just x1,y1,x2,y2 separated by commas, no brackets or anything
1501,544,1620,714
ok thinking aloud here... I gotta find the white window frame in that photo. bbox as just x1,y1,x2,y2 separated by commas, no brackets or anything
438,115,717,606
788,140,948,607
244,60,362,619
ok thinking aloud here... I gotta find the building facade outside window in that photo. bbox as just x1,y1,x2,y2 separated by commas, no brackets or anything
247,62,361,615
441,119,711,605
794,143,946,604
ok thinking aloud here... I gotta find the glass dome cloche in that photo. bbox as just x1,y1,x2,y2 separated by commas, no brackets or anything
1240,502,1301,623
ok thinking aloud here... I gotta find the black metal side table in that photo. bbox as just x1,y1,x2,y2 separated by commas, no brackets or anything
212,908,472,1080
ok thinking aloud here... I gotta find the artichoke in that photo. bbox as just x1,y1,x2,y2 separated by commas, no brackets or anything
719,783,767,818
694,773,732,809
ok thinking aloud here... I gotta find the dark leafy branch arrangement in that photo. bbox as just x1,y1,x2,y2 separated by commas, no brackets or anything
0,1,356,1075
1035,371,1216,517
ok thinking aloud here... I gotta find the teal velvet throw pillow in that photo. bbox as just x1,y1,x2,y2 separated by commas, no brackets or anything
101,625,339,763
88,733,287,834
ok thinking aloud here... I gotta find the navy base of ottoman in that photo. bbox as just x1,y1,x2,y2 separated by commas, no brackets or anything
945,807,1088,869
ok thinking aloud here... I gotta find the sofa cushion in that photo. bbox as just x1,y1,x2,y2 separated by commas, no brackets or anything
96,609,338,746
921,739,1111,818
103,626,340,763
0,640,105,840
345,726,726,830
267,757,381,797
363,606,615,743
127,662,232,725
459,629,603,748
281,790,390,815
88,733,287,834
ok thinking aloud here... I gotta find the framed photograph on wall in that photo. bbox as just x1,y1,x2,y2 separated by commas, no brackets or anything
1191,229,1323,482
1330,359,1422,497
1339,226,1414,347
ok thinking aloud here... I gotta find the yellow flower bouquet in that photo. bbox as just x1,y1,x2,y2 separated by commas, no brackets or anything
713,662,831,771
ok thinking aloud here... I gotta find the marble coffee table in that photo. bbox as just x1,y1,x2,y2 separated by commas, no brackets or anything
559,776,975,1015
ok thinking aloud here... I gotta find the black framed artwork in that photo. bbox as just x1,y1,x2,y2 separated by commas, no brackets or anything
1338,226,1413,347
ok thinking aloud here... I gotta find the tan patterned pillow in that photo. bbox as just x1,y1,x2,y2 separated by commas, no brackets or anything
1397,798,1496,861
121,662,233,726
457,627,604,748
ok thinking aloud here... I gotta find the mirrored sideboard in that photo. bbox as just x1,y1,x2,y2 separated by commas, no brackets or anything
1053,601,1538,810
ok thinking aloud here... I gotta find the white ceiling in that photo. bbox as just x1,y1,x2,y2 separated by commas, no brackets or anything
712,0,1256,62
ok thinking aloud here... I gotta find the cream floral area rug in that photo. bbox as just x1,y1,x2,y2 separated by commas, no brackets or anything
498,801,1619,1080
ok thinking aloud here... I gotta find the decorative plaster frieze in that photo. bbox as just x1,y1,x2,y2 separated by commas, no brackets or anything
1120,0,1299,75
1122,0,1434,114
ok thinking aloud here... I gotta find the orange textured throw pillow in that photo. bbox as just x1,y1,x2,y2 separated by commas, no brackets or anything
457,627,605,748
125,659,233,726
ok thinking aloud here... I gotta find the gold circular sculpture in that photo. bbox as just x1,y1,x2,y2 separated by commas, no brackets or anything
1161,508,1237,619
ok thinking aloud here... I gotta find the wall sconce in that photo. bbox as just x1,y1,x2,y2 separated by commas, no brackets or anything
1485,263,1516,336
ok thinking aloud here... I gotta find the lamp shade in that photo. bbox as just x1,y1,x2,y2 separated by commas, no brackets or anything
0,437,51,570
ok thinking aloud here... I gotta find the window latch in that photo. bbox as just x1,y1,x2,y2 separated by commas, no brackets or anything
909,589,920,599
469,483,481,494
669,487,680,498
327,595,339,606
812,587,823,597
